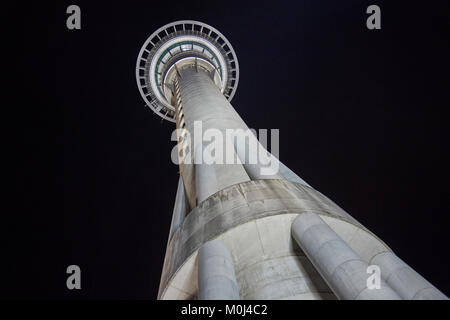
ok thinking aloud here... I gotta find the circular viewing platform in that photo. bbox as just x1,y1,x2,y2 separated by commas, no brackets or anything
136,20,239,122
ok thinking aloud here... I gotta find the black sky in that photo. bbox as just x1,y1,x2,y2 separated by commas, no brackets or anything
6,0,450,299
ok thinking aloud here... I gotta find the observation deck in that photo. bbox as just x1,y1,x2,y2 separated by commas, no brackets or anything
136,20,239,122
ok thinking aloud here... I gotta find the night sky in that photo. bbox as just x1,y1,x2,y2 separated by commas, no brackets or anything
6,0,450,299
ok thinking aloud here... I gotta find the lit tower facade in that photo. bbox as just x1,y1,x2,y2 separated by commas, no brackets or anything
136,21,447,300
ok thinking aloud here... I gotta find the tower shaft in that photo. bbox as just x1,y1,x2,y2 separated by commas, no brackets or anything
177,67,250,204
160,66,447,300
137,20,448,300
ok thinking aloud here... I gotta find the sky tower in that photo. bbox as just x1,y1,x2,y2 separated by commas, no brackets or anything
136,20,447,300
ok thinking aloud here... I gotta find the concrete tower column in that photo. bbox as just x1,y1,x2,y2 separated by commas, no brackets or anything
370,252,448,300
177,67,250,203
291,212,401,300
198,239,240,300
231,130,283,180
